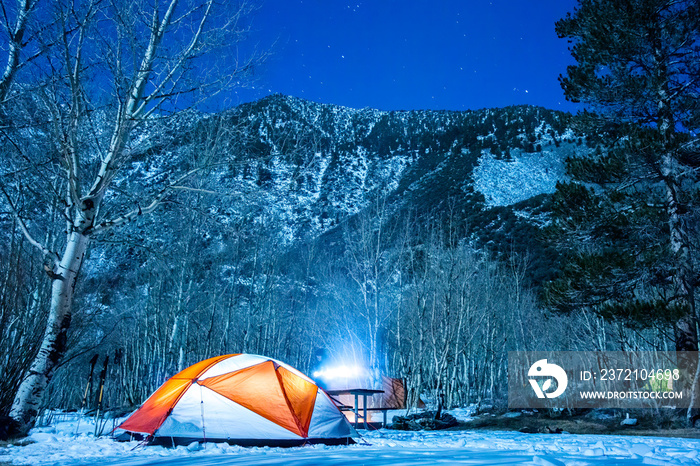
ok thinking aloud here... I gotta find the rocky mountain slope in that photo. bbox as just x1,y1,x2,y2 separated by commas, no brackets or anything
207,95,582,280
96,94,588,294
202,95,580,229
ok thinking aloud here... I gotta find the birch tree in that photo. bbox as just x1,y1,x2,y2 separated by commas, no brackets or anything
2,0,257,433
341,192,404,382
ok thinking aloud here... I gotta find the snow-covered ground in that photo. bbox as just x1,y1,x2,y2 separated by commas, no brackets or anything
3,413,699,465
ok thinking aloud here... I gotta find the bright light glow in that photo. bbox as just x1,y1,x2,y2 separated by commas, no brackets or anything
313,365,366,381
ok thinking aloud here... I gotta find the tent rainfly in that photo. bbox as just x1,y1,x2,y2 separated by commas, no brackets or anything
115,354,355,446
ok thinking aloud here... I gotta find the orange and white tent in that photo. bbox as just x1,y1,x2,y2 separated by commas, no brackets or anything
116,354,355,446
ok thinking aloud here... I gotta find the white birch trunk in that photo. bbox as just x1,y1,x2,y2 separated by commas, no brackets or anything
8,231,89,432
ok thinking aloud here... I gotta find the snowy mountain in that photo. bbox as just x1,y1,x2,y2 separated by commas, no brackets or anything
100,94,584,287
158,95,578,236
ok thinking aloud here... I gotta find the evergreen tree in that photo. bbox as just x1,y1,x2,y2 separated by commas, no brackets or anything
548,0,700,356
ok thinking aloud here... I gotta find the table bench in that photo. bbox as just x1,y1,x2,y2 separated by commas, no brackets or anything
326,388,384,429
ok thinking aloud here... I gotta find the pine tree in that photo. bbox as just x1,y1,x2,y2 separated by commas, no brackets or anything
548,1,700,354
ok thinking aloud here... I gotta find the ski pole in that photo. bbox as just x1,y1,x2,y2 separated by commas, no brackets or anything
94,355,109,437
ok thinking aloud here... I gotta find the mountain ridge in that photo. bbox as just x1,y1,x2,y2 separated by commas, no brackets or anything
98,94,588,292
83,93,591,309
211,94,578,233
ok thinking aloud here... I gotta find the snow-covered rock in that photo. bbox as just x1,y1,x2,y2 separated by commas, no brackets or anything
473,146,569,207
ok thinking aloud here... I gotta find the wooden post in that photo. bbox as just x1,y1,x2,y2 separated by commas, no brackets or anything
354,394,359,429
363,394,368,429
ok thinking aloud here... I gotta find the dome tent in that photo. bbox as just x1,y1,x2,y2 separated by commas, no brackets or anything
115,354,355,446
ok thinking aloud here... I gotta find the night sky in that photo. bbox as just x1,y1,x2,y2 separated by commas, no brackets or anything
230,0,582,113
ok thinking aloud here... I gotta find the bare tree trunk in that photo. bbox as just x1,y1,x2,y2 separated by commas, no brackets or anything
9,231,88,431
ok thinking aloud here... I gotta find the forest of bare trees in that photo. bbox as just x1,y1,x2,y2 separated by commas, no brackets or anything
3,178,679,427
1,0,696,437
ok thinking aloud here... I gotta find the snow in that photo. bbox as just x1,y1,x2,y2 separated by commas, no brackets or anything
473,147,568,207
448,405,478,422
3,413,700,465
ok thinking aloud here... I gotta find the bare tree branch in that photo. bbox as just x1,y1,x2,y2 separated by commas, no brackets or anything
0,185,57,260
90,166,202,234
0,0,38,103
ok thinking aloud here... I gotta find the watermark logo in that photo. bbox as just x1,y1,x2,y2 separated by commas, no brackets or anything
509,351,699,409
528,359,568,399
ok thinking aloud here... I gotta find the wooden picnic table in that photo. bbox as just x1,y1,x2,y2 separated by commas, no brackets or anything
326,388,384,429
